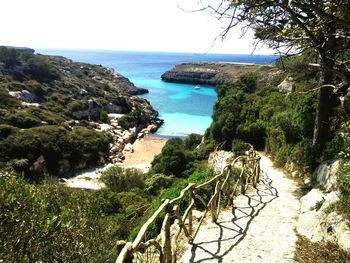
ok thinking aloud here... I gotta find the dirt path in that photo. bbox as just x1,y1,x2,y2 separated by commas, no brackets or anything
181,155,300,263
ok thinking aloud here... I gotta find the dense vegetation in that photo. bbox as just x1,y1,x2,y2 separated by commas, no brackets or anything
205,52,345,174
0,134,213,262
0,47,159,179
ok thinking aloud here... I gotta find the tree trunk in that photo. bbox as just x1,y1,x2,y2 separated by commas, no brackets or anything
312,68,334,150
312,21,336,151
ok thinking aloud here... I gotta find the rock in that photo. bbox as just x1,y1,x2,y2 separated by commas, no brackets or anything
99,123,114,132
161,62,278,86
9,90,38,103
312,159,339,192
124,143,134,153
137,132,144,139
300,188,325,213
297,189,350,251
106,103,124,114
277,77,294,93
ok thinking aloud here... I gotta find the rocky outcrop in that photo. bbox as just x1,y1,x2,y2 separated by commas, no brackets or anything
161,62,278,86
162,65,221,86
8,90,39,103
312,159,339,192
297,189,350,251
278,77,294,93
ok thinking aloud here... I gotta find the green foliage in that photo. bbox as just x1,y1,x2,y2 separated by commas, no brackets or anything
145,173,174,195
0,46,21,68
275,144,294,167
0,126,111,179
239,72,258,93
117,191,148,216
100,110,110,123
152,138,188,176
231,139,250,155
101,166,145,192
24,55,60,82
184,133,202,150
0,124,19,139
0,174,125,262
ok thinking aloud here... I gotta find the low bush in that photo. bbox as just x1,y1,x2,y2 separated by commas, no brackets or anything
145,173,174,195
0,174,124,262
101,166,145,192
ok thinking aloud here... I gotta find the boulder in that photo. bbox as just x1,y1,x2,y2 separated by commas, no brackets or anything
312,159,339,192
9,90,38,103
297,189,350,251
106,103,124,114
300,188,325,213
124,143,134,153
278,77,294,93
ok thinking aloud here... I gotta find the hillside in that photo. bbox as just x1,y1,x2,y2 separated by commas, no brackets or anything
0,46,162,179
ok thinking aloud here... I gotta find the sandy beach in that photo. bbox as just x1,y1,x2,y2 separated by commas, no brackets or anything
122,136,167,172
63,135,167,189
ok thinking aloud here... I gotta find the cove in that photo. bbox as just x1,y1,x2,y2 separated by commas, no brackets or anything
37,49,276,137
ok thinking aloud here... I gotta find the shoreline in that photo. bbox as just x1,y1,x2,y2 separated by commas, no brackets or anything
63,135,167,189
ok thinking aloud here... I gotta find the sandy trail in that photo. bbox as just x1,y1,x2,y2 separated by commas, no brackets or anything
181,155,300,263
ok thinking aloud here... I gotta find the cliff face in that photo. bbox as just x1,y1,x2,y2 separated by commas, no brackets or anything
161,62,278,86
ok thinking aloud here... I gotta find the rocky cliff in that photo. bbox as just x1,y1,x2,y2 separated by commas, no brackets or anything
161,62,278,86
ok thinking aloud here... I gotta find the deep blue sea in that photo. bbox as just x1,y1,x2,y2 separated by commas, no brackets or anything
37,49,276,137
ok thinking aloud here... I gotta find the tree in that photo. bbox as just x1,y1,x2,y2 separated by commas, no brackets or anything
199,0,350,150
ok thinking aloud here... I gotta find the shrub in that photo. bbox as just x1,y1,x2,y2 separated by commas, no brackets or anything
100,110,110,123
145,173,174,195
101,166,145,192
0,174,123,262
275,144,294,167
0,126,111,179
24,55,60,82
239,72,258,93
0,124,19,139
0,46,21,68
152,138,188,176
184,133,202,150
231,139,250,155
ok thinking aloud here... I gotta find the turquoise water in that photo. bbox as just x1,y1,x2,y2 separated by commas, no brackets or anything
37,49,276,136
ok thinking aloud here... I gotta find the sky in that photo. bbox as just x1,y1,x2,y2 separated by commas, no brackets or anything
0,0,274,55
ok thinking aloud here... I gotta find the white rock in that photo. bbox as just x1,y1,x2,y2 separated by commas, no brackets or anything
300,188,325,213
297,190,350,251
124,143,134,153
312,159,339,192
99,123,114,131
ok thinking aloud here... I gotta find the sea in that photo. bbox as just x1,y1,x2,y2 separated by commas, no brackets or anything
37,49,276,137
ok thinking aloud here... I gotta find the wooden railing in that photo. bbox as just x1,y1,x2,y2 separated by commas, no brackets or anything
116,146,261,263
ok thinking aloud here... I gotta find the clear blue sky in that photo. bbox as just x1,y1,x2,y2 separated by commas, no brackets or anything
0,0,274,54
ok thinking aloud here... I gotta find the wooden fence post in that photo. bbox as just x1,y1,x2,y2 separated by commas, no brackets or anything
160,211,171,263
